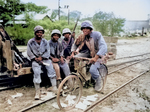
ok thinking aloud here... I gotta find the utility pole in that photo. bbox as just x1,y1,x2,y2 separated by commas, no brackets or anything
64,5,69,25
58,0,60,20
13,0,15,24
59,2,70,23
68,6,69,25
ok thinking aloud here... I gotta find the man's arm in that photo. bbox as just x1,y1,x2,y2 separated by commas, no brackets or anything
27,42,36,60
90,32,107,63
27,43,43,62
96,32,107,57
70,35,82,57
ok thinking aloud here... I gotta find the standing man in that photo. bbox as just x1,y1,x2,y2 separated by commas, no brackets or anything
27,25,57,100
71,20,108,92
62,28,74,60
48,29,71,87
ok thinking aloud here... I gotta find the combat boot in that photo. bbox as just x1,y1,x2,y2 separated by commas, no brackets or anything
35,89,41,100
34,83,41,100
47,77,58,94
94,76,102,92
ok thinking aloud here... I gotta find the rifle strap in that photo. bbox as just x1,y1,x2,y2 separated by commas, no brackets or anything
28,44,38,58
28,44,47,59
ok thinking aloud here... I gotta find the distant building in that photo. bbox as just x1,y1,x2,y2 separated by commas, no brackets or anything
42,15,53,22
0,19,27,27
123,14,150,36
5,20,26,27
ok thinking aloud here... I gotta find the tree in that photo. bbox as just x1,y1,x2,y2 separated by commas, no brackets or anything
0,1,50,26
0,0,25,26
50,9,59,20
69,10,81,20
23,2,50,23
92,11,110,35
50,9,65,21
108,17,125,37
25,2,49,14
92,11,125,36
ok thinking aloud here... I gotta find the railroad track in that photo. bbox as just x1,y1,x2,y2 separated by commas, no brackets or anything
17,54,150,112
108,57,150,74
1,53,150,92
84,69,150,112
112,52,150,60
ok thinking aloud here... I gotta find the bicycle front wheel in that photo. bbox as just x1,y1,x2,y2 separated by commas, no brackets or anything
57,75,83,111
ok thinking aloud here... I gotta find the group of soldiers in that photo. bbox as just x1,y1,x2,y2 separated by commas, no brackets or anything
27,20,108,100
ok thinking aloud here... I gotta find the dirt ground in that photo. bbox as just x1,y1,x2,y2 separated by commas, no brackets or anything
92,71,150,112
0,37,150,112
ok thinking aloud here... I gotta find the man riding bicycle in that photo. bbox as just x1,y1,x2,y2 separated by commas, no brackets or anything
70,20,108,92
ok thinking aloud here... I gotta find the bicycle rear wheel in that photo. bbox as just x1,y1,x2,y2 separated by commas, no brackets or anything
98,64,108,91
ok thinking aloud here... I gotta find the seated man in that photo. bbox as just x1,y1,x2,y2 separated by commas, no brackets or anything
71,20,108,92
62,28,74,60
27,25,57,100
48,29,71,87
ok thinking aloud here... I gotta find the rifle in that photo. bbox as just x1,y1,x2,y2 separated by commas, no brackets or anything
71,16,80,39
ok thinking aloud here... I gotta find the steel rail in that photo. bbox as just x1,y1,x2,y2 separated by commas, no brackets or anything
107,59,140,67
108,58,150,75
18,96,56,112
84,69,150,112
114,52,150,60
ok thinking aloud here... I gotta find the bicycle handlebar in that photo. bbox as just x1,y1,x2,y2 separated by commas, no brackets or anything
73,57,91,61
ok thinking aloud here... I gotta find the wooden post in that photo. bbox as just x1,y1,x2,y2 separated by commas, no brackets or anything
17,67,32,76
5,40,13,71
0,35,2,49
142,27,144,36
0,39,2,69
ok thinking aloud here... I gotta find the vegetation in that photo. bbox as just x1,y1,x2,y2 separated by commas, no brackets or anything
81,11,125,37
0,0,49,26
1,1,125,45
5,19,80,45
0,0,25,26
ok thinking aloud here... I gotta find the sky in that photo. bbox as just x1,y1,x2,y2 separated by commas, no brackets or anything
21,0,150,20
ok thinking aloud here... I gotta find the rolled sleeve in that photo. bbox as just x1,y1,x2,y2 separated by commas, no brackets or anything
96,33,107,56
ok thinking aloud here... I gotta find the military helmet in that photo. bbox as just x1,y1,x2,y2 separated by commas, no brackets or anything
34,25,44,34
81,20,94,30
62,28,71,36
51,29,61,38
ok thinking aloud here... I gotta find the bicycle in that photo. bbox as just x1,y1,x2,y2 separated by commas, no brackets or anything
57,56,108,111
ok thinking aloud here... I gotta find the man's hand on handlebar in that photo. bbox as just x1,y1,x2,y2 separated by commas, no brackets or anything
90,55,99,64
90,55,108,64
